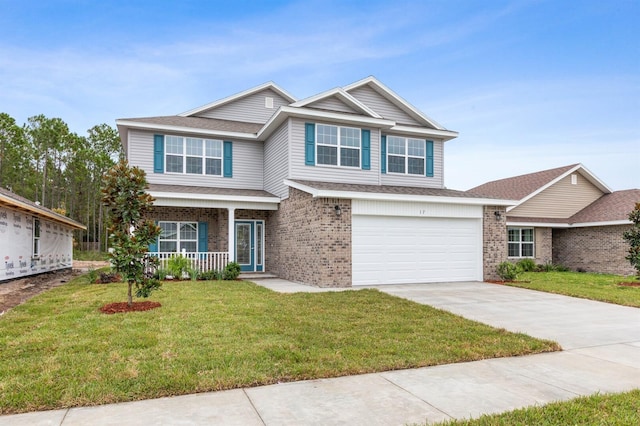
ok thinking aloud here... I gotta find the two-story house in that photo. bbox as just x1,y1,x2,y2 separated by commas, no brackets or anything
116,77,512,287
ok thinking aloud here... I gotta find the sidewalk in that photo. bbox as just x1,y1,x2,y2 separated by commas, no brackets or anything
2,281,639,425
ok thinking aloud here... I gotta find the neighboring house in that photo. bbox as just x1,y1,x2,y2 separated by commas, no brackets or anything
0,187,86,282
116,77,513,287
468,164,639,275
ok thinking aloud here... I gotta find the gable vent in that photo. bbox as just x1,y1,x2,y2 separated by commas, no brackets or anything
571,174,578,185
265,96,274,109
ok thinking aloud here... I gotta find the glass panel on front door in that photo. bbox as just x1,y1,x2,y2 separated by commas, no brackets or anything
236,224,251,265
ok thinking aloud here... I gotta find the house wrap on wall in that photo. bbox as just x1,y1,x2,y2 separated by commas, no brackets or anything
117,76,515,287
0,187,86,282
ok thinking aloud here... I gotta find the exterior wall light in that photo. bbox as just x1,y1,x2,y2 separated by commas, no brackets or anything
334,205,342,217
494,211,502,221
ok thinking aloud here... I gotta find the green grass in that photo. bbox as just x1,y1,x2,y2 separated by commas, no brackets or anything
0,275,559,414
433,389,640,425
507,271,640,308
73,250,109,261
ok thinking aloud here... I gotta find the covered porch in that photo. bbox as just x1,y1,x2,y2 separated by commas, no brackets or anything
146,184,280,273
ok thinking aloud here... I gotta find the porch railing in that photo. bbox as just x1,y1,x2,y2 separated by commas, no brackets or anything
147,251,230,273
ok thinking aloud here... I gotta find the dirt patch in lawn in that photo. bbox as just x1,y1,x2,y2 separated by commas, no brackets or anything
0,270,76,314
99,301,161,314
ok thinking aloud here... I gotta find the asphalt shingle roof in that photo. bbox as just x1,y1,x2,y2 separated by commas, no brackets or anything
147,184,277,198
567,189,640,224
467,164,579,200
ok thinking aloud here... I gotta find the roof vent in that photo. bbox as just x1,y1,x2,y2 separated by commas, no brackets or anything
571,174,578,185
265,96,274,109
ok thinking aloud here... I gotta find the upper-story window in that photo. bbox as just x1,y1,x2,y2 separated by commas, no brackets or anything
316,124,361,168
165,136,223,176
387,136,426,175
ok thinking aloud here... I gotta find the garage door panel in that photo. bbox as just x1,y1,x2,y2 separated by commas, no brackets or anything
352,215,482,285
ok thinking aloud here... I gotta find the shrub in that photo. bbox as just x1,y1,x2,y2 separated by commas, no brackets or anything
222,262,241,280
155,268,169,281
97,271,121,284
516,258,536,272
87,268,98,283
198,270,222,281
497,261,520,281
187,267,199,281
167,255,190,279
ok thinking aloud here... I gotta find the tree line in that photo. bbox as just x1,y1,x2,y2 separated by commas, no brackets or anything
0,112,122,251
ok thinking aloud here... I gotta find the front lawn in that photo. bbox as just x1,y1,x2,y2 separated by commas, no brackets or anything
433,389,640,425
508,272,640,308
0,276,559,414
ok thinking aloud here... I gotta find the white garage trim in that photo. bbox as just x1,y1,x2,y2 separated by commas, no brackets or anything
352,213,483,286
352,199,483,218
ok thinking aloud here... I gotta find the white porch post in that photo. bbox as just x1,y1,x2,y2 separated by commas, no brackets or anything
228,207,235,262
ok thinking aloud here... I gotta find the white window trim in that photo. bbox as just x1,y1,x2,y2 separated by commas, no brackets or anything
316,124,361,169
165,136,223,176
158,221,198,253
507,227,535,258
387,136,426,176
33,217,40,258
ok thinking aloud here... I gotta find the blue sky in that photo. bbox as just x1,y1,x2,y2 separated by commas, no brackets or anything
1,0,638,190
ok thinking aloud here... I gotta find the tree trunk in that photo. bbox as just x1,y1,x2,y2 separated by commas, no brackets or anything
128,280,133,307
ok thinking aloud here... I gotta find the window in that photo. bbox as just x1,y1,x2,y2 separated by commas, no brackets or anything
158,222,198,252
508,227,534,257
33,218,40,257
165,136,223,176
316,124,360,167
387,136,426,175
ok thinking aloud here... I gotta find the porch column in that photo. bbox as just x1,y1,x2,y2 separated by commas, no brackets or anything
228,207,235,261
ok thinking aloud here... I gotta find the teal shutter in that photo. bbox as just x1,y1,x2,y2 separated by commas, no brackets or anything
149,221,158,252
381,135,387,174
153,135,164,173
426,140,434,177
305,123,315,166
223,141,233,177
361,129,370,170
198,222,208,252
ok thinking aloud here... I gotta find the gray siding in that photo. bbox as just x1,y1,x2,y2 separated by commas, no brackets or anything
195,89,290,124
306,96,358,114
347,85,423,126
264,121,290,198
289,119,380,185
380,139,444,189
128,129,264,190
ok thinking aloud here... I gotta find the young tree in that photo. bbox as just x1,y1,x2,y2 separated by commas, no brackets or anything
102,159,161,306
623,202,640,279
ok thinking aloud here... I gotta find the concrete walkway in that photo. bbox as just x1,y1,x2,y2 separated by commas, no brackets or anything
2,281,639,425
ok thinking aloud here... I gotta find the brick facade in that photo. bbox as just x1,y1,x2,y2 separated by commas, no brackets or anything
483,206,508,281
267,187,352,287
552,225,634,275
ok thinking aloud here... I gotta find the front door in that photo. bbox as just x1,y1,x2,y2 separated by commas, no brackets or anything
235,220,264,272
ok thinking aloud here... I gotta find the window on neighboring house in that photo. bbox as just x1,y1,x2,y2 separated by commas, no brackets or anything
387,136,426,175
508,227,534,257
33,218,40,257
165,136,223,176
158,222,198,252
316,124,361,168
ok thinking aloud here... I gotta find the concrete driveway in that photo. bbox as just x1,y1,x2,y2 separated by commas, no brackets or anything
2,280,639,425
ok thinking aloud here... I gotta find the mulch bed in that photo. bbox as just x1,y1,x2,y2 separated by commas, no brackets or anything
99,301,161,314
618,282,640,287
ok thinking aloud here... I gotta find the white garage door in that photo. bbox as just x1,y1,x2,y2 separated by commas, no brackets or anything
352,215,482,286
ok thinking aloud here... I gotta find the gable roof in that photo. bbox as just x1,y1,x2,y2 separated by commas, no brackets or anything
467,164,611,202
343,76,446,130
0,187,86,230
178,82,297,118
290,87,382,118
567,189,640,224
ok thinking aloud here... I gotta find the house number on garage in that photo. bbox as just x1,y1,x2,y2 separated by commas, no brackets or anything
419,209,427,215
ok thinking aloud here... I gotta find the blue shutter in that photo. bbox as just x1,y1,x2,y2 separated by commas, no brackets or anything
153,135,164,173
149,221,158,252
198,222,208,252
361,129,370,170
426,140,434,177
223,141,233,177
305,122,315,166
381,135,387,174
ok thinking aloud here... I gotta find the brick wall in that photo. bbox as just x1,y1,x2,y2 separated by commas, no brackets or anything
483,206,507,280
267,187,352,287
553,224,635,275
150,206,223,251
